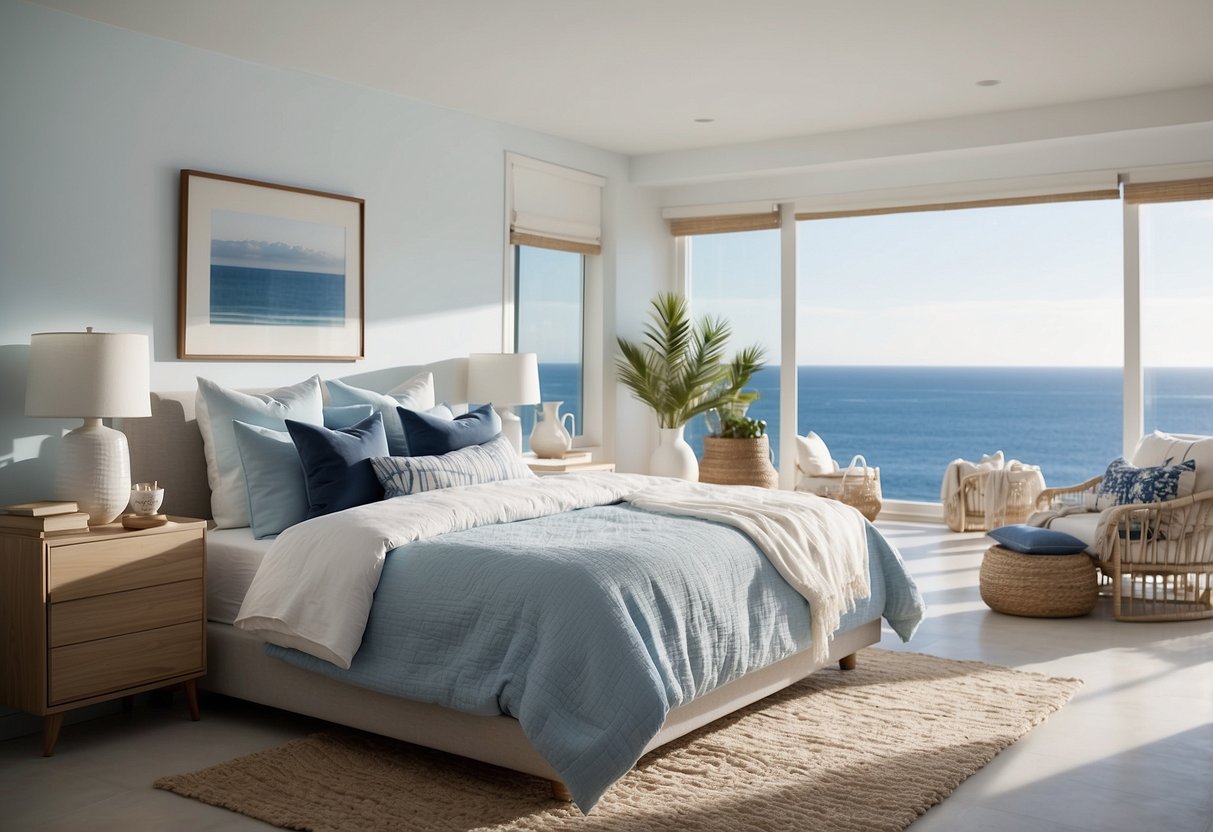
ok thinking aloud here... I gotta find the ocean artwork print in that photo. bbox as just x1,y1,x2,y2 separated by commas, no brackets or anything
209,208,346,327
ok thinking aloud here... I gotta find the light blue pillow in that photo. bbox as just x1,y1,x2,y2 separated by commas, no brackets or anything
195,376,323,528
398,403,501,456
286,412,390,519
987,524,1088,555
1097,456,1196,506
232,421,308,539
372,435,534,498
323,404,375,429
326,375,436,455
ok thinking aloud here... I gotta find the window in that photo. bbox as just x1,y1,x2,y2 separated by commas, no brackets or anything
796,199,1123,501
1140,198,1213,436
514,245,584,449
685,229,781,461
505,154,604,452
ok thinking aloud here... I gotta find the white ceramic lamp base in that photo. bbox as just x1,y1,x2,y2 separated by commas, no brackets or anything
497,407,523,455
55,418,132,525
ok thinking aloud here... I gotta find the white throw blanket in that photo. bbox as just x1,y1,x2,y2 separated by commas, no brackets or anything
629,482,869,662
235,473,871,668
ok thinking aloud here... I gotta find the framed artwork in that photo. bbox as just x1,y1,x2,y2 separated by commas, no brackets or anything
178,170,365,360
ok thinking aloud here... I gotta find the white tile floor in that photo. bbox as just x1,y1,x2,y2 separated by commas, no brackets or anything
2,521,1211,831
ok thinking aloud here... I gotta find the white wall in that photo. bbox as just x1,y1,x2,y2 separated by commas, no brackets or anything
0,0,673,502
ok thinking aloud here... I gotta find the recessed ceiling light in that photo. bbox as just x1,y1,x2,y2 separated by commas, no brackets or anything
976,79,1001,87
693,117,715,123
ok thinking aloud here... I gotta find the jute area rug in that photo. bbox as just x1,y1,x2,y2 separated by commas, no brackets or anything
156,649,1080,832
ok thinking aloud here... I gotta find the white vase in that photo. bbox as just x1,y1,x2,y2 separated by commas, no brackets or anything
650,425,699,481
530,401,575,458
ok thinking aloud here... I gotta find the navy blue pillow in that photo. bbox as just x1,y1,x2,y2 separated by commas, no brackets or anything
987,524,1089,555
1096,456,1196,506
285,412,389,519
397,402,501,456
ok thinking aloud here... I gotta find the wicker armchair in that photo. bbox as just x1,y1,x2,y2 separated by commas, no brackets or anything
945,469,1038,532
1036,480,1213,622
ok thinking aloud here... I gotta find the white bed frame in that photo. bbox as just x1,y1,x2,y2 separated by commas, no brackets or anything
121,386,881,801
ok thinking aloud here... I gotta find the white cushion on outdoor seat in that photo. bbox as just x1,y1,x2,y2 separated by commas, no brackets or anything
1047,512,1103,555
1132,431,1213,494
795,431,837,476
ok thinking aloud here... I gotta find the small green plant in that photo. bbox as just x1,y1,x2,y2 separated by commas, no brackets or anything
719,413,767,438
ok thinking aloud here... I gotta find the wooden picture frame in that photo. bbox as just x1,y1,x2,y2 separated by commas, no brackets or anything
178,170,365,361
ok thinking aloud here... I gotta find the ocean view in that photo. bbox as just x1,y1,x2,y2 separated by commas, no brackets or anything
531,364,1213,502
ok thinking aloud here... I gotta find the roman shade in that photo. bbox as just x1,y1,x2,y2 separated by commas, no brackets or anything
508,154,604,255
1124,177,1213,205
663,202,780,236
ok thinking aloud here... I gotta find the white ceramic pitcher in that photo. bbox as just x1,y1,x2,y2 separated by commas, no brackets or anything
530,401,575,458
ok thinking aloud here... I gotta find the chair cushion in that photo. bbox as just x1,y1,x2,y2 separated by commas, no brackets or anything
1045,513,1104,555
988,524,1089,555
795,431,836,476
1131,431,1213,494
1097,456,1196,506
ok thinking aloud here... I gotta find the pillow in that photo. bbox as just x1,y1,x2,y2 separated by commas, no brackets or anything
1096,456,1196,506
232,421,308,539
795,431,836,476
323,404,375,429
326,373,436,455
398,402,501,456
286,412,390,519
1131,431,1213,494
195,376,323,528
372,434,534,498
987,525,1089,555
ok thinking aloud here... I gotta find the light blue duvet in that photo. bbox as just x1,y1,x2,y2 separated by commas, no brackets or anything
267,503,924,810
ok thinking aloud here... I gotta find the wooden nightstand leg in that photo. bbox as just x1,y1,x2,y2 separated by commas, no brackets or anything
42,713,64,757
184,678,200,721
838,653,858,671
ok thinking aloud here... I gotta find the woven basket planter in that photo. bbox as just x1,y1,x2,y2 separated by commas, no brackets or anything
699,436,778,489
979,545,1097,618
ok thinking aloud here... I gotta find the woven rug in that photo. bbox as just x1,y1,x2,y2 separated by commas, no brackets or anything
156,649,1080,831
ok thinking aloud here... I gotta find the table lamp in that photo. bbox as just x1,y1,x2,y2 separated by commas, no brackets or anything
25,328,152,525
466,352,541,454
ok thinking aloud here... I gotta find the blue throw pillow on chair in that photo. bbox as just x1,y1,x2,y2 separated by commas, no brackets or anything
286,412,389,519
397,402,501,456
987,524,1089,555
1096,457,1196,506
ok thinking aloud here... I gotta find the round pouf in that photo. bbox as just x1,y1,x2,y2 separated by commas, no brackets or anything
979,545,1098,618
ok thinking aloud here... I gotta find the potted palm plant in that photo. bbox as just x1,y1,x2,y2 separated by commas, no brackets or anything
616,293,766,480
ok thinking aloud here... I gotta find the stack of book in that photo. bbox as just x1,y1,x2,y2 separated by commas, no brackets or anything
0,501,89,535
525,450,594,472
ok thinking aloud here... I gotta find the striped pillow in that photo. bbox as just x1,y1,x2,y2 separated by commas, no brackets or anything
372,435,534,497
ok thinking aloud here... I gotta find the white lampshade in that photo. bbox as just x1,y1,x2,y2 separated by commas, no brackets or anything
466,352,541,407
26,330,151,419
26,329,151,525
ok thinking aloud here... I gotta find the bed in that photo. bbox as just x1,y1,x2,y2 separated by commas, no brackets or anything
121,380,924,812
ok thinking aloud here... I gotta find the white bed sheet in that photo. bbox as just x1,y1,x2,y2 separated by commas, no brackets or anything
206,527,272,624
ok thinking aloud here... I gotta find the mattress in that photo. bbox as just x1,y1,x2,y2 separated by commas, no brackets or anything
206,527,272,624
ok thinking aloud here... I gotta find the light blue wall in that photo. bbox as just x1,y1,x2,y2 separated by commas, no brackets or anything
0,0,668,502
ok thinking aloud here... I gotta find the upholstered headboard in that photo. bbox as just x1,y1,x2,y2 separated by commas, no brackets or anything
117,360,470,523
121,391,214,521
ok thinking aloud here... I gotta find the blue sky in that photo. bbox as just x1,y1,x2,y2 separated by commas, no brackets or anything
691,199,1212,367
210,209,346,274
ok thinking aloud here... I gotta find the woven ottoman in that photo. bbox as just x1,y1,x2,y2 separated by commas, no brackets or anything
979,545,1098,618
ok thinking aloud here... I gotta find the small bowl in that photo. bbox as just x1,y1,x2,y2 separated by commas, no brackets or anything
129,486,165,517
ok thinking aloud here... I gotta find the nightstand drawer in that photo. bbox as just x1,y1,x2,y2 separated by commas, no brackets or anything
50,579,204,648
48,531,203,602
49,621,203,705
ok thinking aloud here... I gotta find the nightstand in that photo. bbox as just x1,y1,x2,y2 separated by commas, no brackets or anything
0,517,207,755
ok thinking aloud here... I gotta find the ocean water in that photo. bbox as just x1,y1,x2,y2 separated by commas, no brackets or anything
210,265,345,326
536,364,1213,502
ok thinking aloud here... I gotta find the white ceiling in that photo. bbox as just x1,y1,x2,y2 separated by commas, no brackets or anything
34,0,1213,156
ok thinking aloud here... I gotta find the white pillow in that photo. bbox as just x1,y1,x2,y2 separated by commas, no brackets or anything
1132,430,1213,494
326,372,436,455
795,431,837,476
195,376,324,528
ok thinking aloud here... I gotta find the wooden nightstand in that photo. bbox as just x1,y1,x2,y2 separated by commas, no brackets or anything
0,517,207,755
